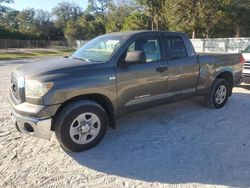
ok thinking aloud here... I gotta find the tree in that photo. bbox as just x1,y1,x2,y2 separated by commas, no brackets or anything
78,12,105,39
165,0,227,38
87,0,112,17
35,9,56,39
0,0,14,37
64,20,81,45
17,8,37,36
105,2,133,32
64,10,106,43
0,0,14,13
14,8,59,39
221,0,250,37
1,0,250,41
136,0,166,30
0,9,19,32
52,2,82,29
86,0,113,33
123,11,150,31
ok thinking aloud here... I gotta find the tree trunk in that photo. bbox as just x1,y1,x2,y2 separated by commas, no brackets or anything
206,28,209,38
192,29,196,39
235,26,240,38
156,17,159,30
151,18,154,30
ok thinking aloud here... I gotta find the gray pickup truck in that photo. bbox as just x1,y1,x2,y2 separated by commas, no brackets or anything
10,31,243,152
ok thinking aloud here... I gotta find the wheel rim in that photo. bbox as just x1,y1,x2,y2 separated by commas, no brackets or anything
215,85,227,105
69,112,101,145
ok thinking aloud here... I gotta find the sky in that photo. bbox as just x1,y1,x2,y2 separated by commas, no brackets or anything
3,0,88,12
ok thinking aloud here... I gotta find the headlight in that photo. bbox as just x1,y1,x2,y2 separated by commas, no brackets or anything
25,80,53,98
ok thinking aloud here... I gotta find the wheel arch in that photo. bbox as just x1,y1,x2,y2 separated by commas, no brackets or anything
52,93,116,130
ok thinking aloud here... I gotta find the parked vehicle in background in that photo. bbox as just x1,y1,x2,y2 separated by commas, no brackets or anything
242,45,250,82
9,31,244,152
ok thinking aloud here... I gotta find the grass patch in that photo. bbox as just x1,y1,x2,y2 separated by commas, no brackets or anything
0,49,75,60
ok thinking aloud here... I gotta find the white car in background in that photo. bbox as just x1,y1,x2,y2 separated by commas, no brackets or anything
242,45,250,82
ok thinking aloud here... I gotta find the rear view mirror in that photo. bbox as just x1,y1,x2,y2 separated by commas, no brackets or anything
125,51,146,64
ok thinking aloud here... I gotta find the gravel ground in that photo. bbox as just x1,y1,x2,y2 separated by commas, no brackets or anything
0,58,250,188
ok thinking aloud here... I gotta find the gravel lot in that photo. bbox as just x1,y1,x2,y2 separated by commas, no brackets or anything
0,58,250,188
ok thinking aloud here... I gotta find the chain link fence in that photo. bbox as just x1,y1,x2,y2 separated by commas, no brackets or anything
191,38,250,53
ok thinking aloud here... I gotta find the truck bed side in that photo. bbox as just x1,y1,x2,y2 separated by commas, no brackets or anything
196,53,242,96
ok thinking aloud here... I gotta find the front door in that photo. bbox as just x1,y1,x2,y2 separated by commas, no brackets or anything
116,35,168,114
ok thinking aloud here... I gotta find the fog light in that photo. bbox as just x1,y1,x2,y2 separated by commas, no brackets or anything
24,123,34,133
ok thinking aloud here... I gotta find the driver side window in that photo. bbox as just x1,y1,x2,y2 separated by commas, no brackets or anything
126,37,161,63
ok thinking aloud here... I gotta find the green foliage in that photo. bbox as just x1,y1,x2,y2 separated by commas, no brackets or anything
0,10,18,32
0,0,14,13
17,9,37,36
221,0,250,37
105,2,133,32
1,0,250,41
87,0,112,17
52,2,82,29
165,0,250,38
136,0,166,30
123,11,150,31
0,0,14,3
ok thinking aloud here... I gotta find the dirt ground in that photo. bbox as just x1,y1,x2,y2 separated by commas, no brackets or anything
0,58,250,188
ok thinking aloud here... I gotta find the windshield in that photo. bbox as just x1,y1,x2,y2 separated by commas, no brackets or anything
243,45,250,53
71,35,128,63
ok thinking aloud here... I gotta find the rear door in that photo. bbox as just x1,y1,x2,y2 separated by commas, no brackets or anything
116,35,168,114
165,34,199,99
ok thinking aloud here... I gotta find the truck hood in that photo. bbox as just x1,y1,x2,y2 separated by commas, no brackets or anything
16,57,96,81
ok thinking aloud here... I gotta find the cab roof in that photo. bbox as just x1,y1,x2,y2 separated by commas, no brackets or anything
104,30,187,37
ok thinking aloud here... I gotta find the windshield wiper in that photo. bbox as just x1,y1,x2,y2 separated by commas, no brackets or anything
72,56,91,62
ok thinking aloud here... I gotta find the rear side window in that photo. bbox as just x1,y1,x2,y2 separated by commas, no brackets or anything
166,36,187,59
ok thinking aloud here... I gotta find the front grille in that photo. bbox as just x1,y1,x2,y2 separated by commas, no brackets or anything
11,71,25,103
11,73,19,101
244,61,250,69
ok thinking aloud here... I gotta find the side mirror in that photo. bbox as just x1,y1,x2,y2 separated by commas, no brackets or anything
124,51,146,64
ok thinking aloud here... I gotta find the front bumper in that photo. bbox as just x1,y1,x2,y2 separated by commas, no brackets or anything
242,68,250,83
9,95,59,140
10,109,52,139
242,76,250,83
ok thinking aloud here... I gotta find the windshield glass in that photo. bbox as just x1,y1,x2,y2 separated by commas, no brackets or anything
244,45,250,53
71,35,128,63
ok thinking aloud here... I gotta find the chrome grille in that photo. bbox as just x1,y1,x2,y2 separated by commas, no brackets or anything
11,71,25,103
244,61,250,69
11,73,19,101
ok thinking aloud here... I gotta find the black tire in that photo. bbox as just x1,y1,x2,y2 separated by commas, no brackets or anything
206,78,230,109
54,100,108,152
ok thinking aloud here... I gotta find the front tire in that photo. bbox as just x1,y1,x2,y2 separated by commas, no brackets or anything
54,100,108,152
206,78,230,109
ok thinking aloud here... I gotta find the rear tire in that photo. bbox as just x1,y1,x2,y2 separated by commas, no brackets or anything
54,100,108,152
205,78,230,109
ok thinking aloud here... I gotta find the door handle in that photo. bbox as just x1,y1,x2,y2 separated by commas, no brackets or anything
156,66,168,73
